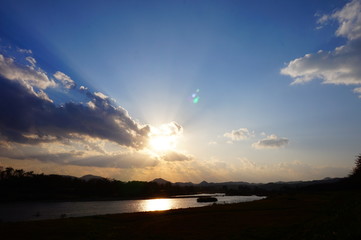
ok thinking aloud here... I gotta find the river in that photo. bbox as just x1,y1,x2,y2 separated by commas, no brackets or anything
0,194,265,222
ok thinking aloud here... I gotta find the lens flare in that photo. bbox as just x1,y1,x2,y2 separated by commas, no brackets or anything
190,89,200,104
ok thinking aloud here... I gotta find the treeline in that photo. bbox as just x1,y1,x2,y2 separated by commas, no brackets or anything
0,168,197,202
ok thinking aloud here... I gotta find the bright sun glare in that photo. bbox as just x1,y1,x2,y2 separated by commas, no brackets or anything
149,135,176,152
143,199,172,211
148,122,182,153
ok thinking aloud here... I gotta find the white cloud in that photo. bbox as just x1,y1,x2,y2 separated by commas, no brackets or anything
94,91,109,100
53,71,75,89
79,85,88,91
353,87,361,97
36,89,53,102
332,0,361,40
87,101,96,109
252,134,289,149
281,0,361,97
281,40,361,85
0,54,55,102
0,54,55,90
224,128,253,141
25,56,36,67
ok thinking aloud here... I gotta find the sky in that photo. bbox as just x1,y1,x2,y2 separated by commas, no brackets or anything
0,0,361,183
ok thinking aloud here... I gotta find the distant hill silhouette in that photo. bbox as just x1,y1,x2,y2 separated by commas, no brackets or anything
199,181,209,185
151,178,171,185
80,174,105,181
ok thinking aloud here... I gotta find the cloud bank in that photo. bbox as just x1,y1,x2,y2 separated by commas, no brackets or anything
281,0,361,97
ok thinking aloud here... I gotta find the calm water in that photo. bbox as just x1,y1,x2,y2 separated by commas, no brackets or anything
0,194,265,222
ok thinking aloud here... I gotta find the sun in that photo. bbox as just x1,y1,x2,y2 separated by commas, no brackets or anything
148,122,182,152
149,135,176,152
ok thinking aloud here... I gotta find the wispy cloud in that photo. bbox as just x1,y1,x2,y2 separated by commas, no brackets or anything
25,56,36,67
16,47,32,54
281,0,361,97
330,0,361,40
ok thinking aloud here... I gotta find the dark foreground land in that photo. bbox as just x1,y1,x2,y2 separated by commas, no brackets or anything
1,190,361,240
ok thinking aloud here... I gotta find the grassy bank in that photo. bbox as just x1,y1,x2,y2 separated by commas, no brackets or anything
1,190,361,240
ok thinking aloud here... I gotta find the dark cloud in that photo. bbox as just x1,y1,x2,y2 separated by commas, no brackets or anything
0,76,150,149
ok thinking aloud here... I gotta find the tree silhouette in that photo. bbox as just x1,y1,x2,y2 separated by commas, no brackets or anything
5,167,14,178
350,154,361,183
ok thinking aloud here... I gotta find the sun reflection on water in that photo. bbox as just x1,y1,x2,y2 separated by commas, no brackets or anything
143,199,173,212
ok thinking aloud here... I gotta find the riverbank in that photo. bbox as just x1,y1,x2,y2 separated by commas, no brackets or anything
1,190,360,240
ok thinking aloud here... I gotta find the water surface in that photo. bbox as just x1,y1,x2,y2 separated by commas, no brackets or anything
0,194,265,222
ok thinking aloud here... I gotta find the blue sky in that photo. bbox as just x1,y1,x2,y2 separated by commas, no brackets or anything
0,0,360,182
